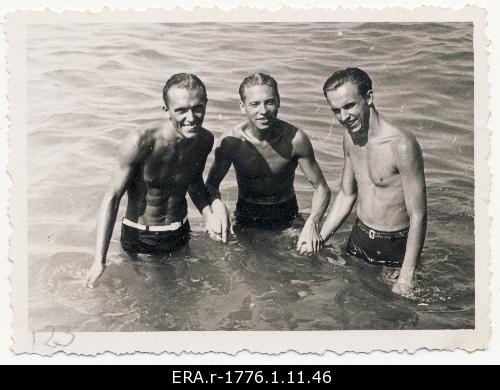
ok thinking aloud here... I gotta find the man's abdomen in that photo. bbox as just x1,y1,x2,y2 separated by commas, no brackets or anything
126,187,188,226
237,173,296,204
142,194,188,225
356,184,409,231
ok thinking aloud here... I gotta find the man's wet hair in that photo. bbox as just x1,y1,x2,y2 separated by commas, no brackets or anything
239,73,280,102
163,73,207,107
323,68,372,97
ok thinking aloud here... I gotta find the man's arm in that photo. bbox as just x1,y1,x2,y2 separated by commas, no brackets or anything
206,136,233,201
320,134,358,243
205,136,235,242
86,132,142,287
393,135,427,296
295,129,332,254
188,132,214,222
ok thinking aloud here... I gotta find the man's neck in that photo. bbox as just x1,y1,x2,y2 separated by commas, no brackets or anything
368,107,382,138
350,107,380,147
245,120,281,143
161,121,196,143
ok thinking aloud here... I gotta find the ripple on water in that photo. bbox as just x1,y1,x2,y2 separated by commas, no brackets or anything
28,22,475,331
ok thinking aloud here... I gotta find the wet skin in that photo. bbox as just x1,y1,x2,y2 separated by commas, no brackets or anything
125,125,213,225
206,84,331,253
321,81,427,296
86,87,216,287
212,120,298,205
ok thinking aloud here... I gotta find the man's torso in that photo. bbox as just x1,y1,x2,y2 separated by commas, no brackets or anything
227,120,299,204
348,126,410,231
125,127,211,225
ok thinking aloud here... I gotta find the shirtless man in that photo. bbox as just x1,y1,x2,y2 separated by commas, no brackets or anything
86,73,218,287
320,68,427,296
206,73,331,253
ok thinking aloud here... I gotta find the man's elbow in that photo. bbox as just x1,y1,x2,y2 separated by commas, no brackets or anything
319,182,331,198
339,187,357,204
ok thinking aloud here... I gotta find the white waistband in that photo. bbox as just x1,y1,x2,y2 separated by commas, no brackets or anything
122,217,188,232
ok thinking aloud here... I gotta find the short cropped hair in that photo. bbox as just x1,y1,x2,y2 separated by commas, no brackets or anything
323,68,372,97
162,73,207,106
239,73,280,102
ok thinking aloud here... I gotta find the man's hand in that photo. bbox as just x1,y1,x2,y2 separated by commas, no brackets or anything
85,262,105,288
297,218,323,254
205,211,223,242
207,199,234,243
392,280,414,297
392,264,416,297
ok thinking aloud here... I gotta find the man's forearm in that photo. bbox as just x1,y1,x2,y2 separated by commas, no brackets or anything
308,184,331,224
189,185,212,218
320,190,357,241
206,182,222,202
95,194,120,265
398,215,427,284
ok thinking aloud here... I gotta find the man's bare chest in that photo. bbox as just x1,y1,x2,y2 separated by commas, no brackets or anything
351,145,399,188
234,141,297,178
142,146,198,186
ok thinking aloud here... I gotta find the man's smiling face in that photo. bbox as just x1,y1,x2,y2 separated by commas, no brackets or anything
166,86,207,139
240,84,280,131
325,81,373,142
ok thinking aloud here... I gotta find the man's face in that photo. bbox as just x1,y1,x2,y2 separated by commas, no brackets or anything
240,84,280,131
165,86,206,139
325,81,373,142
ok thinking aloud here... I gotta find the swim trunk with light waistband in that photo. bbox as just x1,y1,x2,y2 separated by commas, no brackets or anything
120,217,190,254
346,218,409,267
235,196,299,226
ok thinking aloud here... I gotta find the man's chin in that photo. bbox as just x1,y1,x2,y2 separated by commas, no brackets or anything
348,128,368,144
179,127,201,139
348,124,364,135
254,120,276,130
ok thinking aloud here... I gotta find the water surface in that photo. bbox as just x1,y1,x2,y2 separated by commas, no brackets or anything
27,23,474,331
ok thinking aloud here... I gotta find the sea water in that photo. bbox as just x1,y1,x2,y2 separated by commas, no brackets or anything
27,23,474,331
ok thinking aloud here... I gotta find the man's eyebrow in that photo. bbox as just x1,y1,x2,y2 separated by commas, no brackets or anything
173,103,204,112
335,101,356,110
331,101,355,111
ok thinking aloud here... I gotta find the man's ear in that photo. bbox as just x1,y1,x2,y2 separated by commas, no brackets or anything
239,100,246,113
366,90,374,106
163,105,170,117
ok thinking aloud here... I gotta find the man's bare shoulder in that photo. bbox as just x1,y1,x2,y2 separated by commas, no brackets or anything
118,127,157,165
196,127,215,151
198,127,214,143
282,120,314,158
388,127,423,166
279,119,300,141
232,122,249,139
389,126,420,150
217,123,246,146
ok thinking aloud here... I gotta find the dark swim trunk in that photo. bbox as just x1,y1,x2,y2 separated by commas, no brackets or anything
120,217,190,255
235,196,299,227
346,218,409,267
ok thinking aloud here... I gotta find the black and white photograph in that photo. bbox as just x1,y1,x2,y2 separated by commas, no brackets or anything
7,6,490,355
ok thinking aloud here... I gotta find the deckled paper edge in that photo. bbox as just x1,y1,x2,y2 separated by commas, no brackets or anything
5,5,490,356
